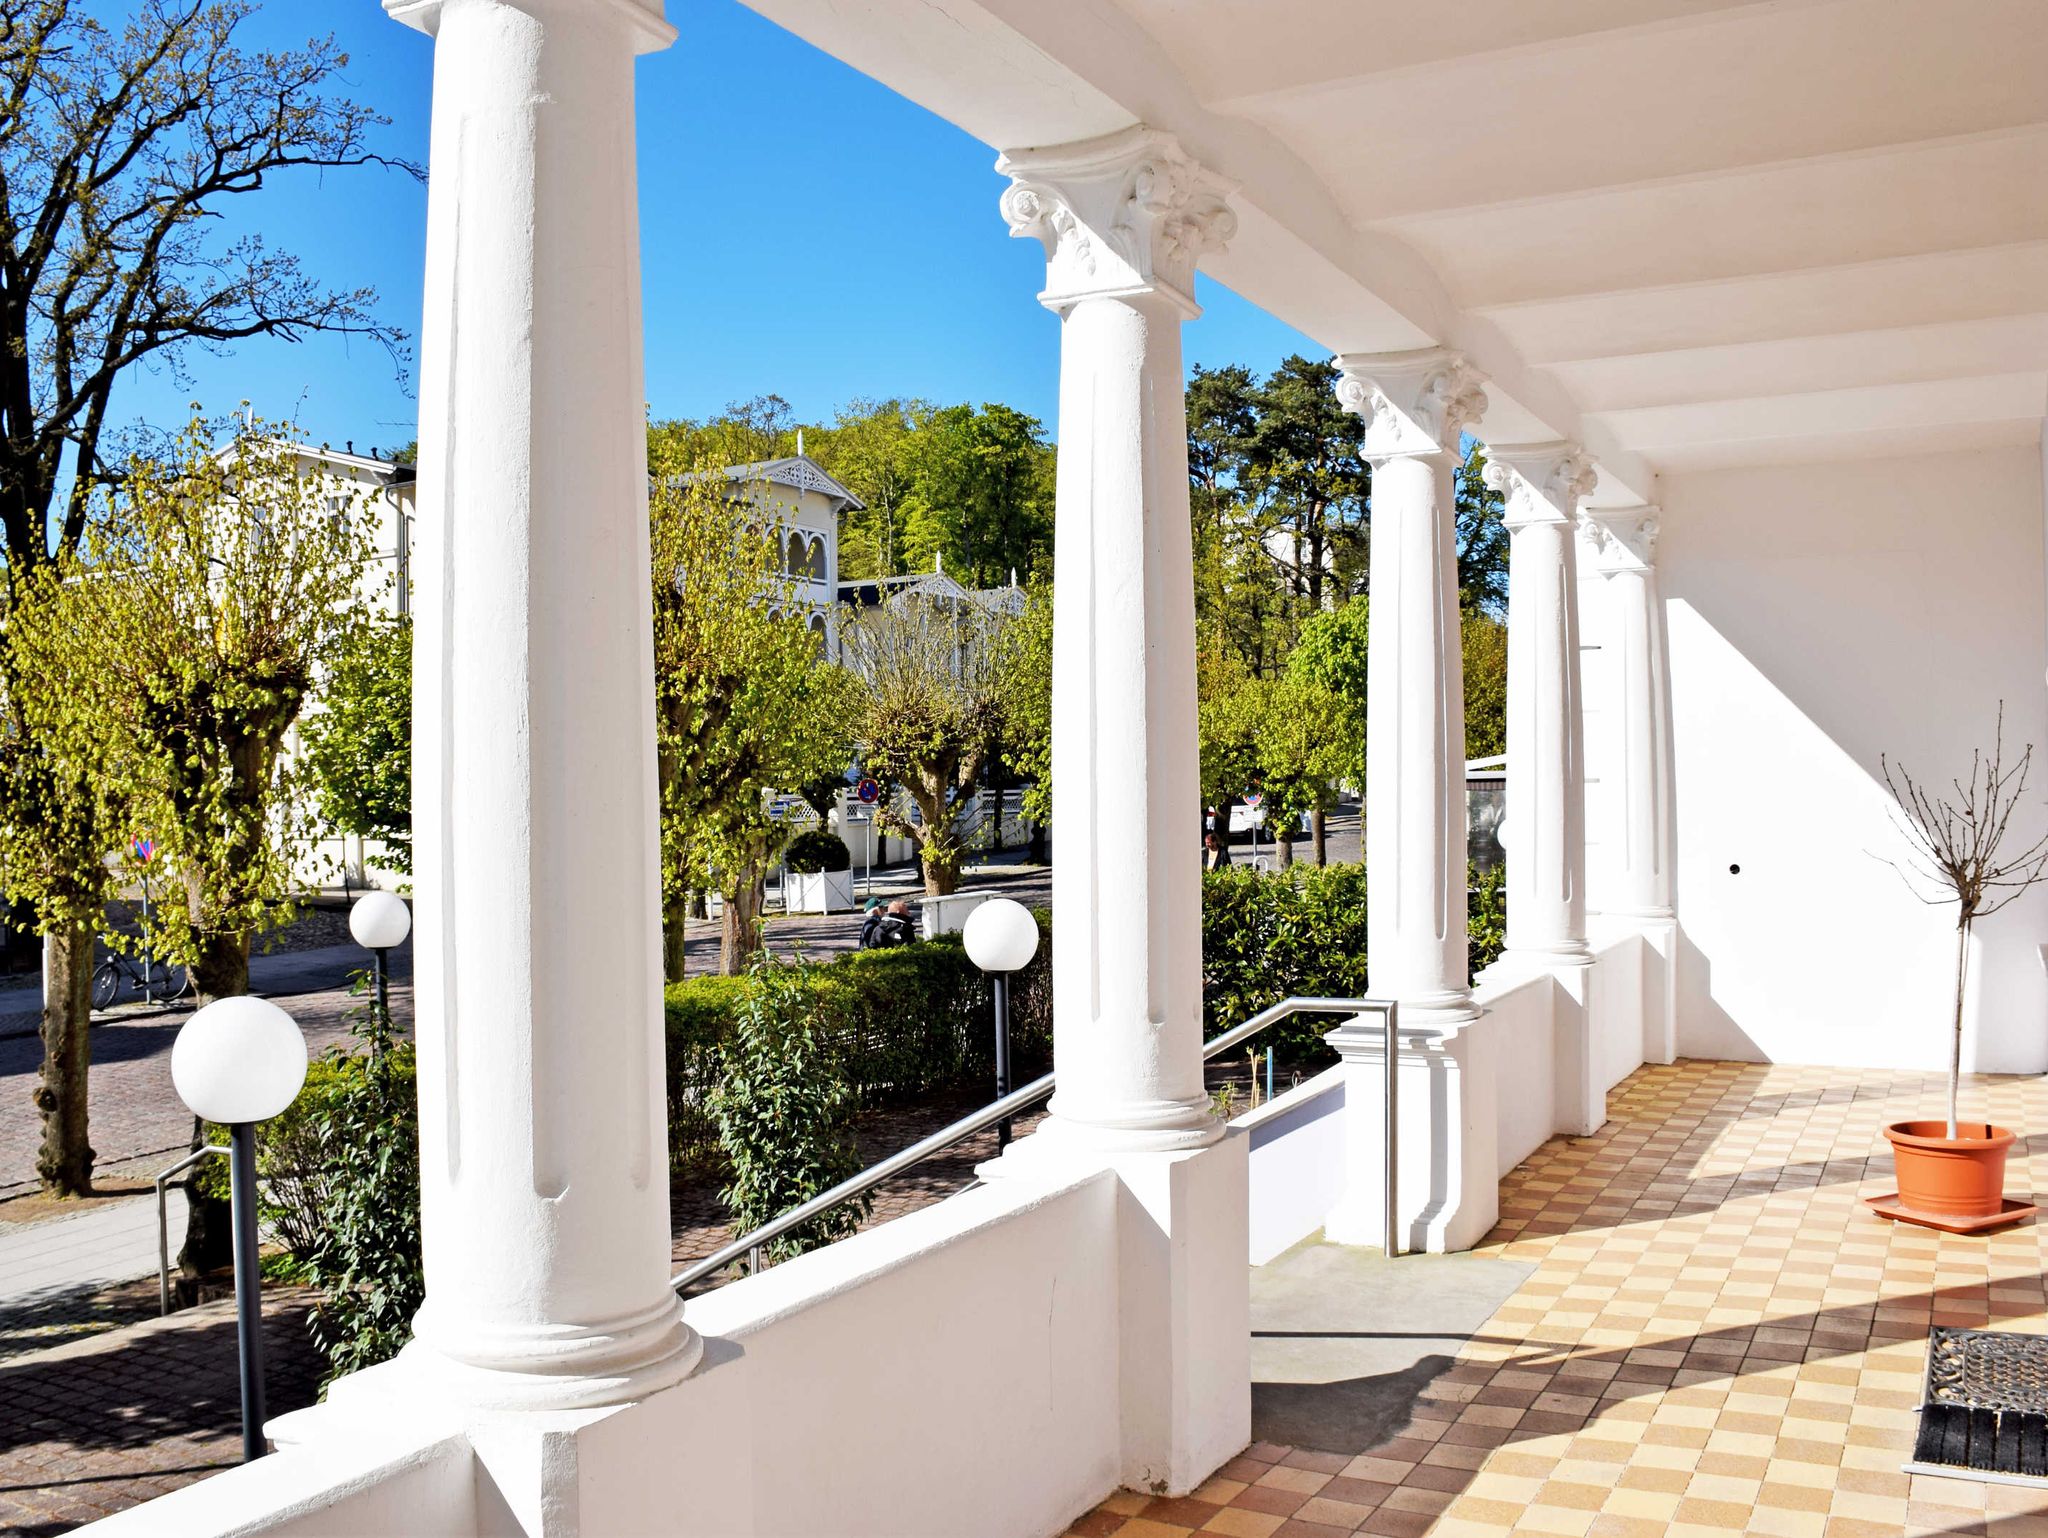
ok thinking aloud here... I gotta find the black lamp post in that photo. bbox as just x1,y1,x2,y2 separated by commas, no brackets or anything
169,996,308,1462
962,898,1041,1147
349,890,412,1034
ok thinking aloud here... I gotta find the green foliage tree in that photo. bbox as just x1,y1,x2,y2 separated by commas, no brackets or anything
1456,442,1510,615
0,0,411,1198
1289,594,1371,834
1463,612,1509,759
1255,675,1360,868
302,616,412,874
647,425,857,976
842,595,1011,896
995,577,1053,837
1197,649,1263,814
1241,356,1372,617
41,420,378,1003
0,569,122,1193
707,957,870,1265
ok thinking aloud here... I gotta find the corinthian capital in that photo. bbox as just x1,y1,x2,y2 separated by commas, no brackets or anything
997,126,1235,316
1333,349,1487,460
1484,441,1597,529
1581,506,1660,574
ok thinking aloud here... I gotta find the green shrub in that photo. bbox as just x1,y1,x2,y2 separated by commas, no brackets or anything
708,957,869,1263
782,826,851,874
1468,861,1507,974
662,911,1052,1173
296,985,424,1385
1201,863,1370,1062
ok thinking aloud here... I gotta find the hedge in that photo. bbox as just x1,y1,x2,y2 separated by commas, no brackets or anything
665,914,1051,1173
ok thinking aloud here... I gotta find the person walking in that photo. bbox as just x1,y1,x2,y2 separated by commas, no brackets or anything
1203,830,1232,872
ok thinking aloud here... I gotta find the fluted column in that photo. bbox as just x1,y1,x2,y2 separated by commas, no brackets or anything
1585,506,1678,1063
1486,443,1597,972
1585,508,1673,922
1335,351,1488,1029
999,128,1234,1154
387,0,698,1410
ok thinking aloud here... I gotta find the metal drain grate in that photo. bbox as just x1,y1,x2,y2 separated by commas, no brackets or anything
1911,1328,2048,1479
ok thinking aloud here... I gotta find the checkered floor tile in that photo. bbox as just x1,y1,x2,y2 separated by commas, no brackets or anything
1068,1060,2048,1538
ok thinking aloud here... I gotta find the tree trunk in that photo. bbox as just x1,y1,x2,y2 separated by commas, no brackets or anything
177,1115,232,1280
1274,823,1295,869
719,865,764,975
922,848,960,897
662,890,689,983
1310,807,1327,866
190,927,250,1004
33,923,95,1196
1948,914,1971,1139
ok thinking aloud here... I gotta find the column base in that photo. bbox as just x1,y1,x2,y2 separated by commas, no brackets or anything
1323,1014,1497,1253
389,1291,703,1413
1024,1093,1224,1157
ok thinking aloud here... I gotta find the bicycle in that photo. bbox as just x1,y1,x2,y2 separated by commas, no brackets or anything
91,951,191,1011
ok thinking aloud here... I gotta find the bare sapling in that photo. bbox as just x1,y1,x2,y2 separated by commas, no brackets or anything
1881,704,2048,1137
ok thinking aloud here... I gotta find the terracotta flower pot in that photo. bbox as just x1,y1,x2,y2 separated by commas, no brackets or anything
1883,1120,2016,1220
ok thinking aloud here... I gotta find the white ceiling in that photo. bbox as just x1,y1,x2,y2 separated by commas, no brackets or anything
735,0,2048,497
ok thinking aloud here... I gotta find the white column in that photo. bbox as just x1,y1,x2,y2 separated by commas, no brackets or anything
998,128,1233,1156
1324,351,1497,1253
1486,443,1596,969
998,128,1249,1496
388,0,698,1411
1585,506,1679,1063
1335,351,1487,1029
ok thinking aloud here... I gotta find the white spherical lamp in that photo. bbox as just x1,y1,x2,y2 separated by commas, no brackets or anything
171,996,308,1125
963,898,1040,974
349,890,412,951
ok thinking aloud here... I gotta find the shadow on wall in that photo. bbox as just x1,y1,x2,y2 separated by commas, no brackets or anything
1655,445,2048,1073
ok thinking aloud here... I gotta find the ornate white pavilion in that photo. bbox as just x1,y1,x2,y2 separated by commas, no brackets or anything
87,0,2048,1532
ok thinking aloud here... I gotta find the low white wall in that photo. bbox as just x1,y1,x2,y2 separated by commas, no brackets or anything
79,1430,475,1537
1239,1068,1345,1263
1482,972,1557,1177
579,1166,1126,1538
1588,932,1647,1096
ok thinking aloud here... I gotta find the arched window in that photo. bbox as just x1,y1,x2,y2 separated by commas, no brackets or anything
804,534,827,581
787,530,807,576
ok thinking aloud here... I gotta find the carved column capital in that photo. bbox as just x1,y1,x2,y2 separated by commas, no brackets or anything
1582,505,1661,575
1334,348,1488,460
997,126,1235,316
1485,441,1597,530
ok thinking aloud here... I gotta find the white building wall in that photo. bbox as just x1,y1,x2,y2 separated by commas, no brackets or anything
1660,443,2048,1073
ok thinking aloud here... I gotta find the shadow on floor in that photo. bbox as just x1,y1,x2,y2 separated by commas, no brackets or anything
1249,1239,1535,1455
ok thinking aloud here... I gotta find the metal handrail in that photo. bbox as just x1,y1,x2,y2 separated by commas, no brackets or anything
670,994,1399,1295
157,1145,229,1315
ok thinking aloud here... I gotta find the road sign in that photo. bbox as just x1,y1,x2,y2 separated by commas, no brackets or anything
1242,790,1263,809
857,777,881,805
131,836,156,864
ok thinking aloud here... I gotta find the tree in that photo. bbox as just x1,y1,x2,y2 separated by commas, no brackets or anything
648,427,856,975
0,567,121,1193
1456,442,1510,615
302,615,411,874
1881,706,2048,1138
995,576,1053,848
1241,356,1372,617
843,595,1010,896
1288,594,1370,857
1463,612,1508,759
1254,675,1358,867
0,0,411,1197
42,419,378,1001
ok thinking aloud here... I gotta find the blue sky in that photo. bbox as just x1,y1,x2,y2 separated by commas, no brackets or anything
112,1,1316,453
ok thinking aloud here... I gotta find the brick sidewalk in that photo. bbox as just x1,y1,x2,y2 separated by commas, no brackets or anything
0,1288,323,1537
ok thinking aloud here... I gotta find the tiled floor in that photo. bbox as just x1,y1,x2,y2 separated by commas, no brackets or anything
1069,1059,2048,1538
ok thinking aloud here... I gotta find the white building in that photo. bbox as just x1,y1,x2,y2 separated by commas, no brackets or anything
91,2,2048,1535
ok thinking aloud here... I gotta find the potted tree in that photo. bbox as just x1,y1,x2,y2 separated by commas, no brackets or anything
1873,706,2048,1231
783,826,855,915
